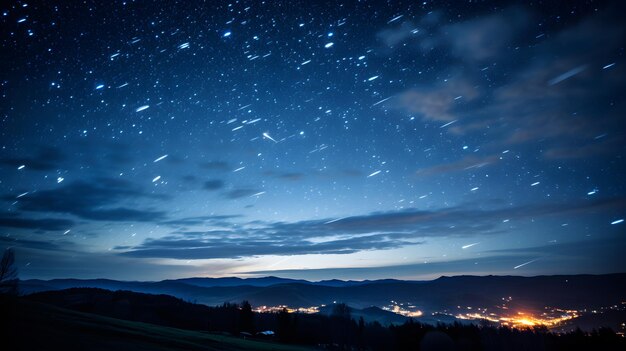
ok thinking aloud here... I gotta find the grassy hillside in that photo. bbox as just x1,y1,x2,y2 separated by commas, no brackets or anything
4,297,313,351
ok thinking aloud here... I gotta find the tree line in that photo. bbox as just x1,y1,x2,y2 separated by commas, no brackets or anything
23,288,626,351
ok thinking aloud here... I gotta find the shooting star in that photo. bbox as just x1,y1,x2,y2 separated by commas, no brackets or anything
387,15,404,24
262,132,278,143
153,154,168,163
514,259,538,269
548,65,586,85
462,242,480,249
440,120,458,128
372,96,393,107
324,217,348,225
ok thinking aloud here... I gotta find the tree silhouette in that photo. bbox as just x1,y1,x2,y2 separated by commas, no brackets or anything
0,248,18,295
276,307,298,342
239,300,254,333
330,303,354,347
331,302,351,320
357,316,365,350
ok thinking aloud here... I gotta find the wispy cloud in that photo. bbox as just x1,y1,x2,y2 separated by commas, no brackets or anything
203,179,225,191
200,161,231,171
161,215,243,227
245,237,626,279
384,4,625,160
5,178,168,222
392,79,479,122
0,146,66,171
119,233,416,259
264,171,306,181
0,213,74,231
117,197,625,260
225,188,261,199
0,235,74,251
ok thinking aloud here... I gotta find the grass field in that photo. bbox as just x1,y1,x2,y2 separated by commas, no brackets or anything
4,297,314,351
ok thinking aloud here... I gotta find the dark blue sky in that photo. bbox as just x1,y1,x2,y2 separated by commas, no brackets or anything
1,0,625,280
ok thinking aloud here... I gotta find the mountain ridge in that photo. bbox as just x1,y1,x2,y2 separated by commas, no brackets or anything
19,273,626,311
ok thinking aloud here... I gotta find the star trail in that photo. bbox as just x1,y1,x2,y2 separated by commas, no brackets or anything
1,0,624,280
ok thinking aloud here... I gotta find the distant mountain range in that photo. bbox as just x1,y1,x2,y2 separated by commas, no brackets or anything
18,276,417,308
20,273,626,332
20,273,626,314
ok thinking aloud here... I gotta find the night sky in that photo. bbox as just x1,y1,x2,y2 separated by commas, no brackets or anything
1,0,625,281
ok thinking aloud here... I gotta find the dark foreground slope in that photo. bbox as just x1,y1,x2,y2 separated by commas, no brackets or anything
2,296,312,351
5,293,625,351
26,287,409,328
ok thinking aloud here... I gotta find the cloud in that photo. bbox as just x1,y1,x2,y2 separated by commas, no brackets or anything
70,139,138,169
276,172,305,181
0,146,66,171
225,188,259,199
10,247,227,280
542,138,619,160
377,21,420,48
203,179,225,190
377,7,530,61
313,197,624,235
264,171,305,181
119,233,416,259
486,237,625,257
481,12,625,147
117,197,625,260
444,7,531,61
0,235,72,251
384,3,626,159
376,11,444,52
0,213,74,231
341,169,363,177
75,208,165,222
200,161,231,171
161,215,242,227
392,79,479,122
182,175,198,182
244,238,626,280
6,178,167,222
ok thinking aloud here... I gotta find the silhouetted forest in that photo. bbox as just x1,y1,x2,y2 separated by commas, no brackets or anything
24,288,625,350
